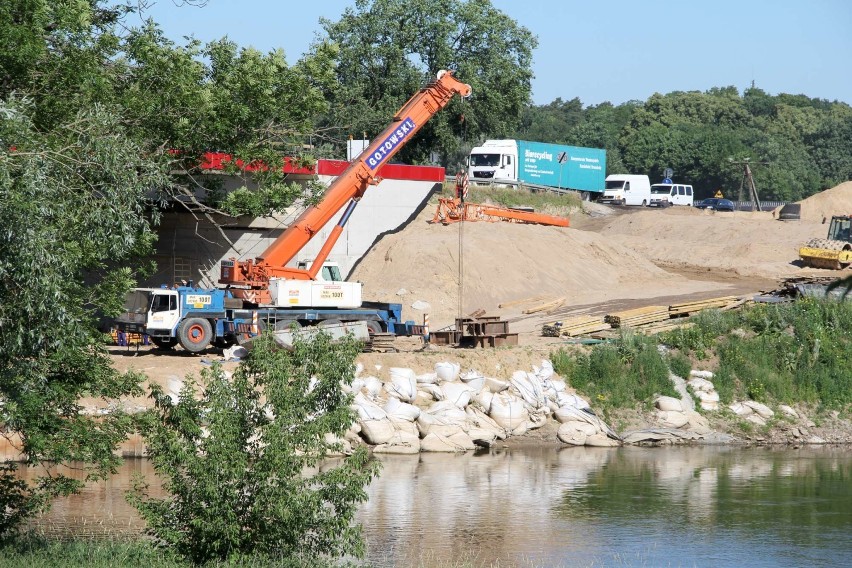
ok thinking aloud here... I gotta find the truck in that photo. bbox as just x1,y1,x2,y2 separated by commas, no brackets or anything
467,139,606,199
599,174,652,206
112,70,472,353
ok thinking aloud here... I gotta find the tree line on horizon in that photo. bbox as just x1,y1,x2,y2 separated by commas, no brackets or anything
515,88,852,201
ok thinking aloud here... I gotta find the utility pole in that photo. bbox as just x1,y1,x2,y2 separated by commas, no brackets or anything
731,159,767,211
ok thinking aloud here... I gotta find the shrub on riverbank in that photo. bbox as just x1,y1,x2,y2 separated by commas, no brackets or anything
553,298,852,414
551,333,677,416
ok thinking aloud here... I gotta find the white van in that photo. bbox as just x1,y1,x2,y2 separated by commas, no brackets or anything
600,174,651,206
649,183,694,207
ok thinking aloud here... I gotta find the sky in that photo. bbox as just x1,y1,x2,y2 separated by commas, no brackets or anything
137,0,852,107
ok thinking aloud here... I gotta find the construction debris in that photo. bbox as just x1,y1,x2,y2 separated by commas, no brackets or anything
542,315,609,338
431,197,570,227
431,316,518,348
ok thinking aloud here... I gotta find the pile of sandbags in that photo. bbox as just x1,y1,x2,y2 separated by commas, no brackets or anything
348,359,621,453
687,370,721,411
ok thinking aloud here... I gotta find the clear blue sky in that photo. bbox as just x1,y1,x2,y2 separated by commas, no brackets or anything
138,0,852,106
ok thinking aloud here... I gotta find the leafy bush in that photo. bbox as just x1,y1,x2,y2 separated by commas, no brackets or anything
666,351,692,379
129,332,380,565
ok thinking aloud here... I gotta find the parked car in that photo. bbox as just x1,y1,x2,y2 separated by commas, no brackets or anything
695,198,735,212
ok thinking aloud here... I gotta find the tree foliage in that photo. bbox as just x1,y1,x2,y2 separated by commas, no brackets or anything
0,98,165,536
316,0,536,169
513,87,852,200
128,332,379,565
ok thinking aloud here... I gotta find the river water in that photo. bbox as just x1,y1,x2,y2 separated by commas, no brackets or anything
23,446,851,567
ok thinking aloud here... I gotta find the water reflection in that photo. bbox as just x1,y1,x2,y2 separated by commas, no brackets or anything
20,446,851,567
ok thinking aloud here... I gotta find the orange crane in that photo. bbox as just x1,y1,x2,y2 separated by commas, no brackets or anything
219,70,472,304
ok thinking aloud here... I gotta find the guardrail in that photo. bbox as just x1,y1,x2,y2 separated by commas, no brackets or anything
732,200,787,212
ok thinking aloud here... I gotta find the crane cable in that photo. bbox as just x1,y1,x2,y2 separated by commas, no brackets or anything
456,103,469,321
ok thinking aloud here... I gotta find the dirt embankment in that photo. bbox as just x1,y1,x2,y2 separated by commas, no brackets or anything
104,181,852,447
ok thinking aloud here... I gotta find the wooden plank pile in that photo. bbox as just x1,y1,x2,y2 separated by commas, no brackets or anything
542,295,754,339
542,315,609,337
668,296,740,316
604,306,670,328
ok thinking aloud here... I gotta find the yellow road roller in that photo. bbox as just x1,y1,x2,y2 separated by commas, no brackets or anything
799,215,852,269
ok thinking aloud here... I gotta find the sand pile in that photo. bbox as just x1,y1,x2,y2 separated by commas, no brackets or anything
794,181,852,222
351,208,718,327
591,207,827,279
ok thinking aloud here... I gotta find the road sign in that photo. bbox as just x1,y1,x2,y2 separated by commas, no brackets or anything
557,151,568,164
664,167,674,179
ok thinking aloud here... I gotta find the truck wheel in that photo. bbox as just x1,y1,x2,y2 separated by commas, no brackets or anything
365,320,384,334
318,318,343,329
642,199,647,207
151,337,178,350
178,318,212,353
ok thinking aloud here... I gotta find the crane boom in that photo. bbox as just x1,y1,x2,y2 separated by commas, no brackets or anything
219,70,471,302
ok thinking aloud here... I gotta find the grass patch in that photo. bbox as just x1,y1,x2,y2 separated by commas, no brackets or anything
552,332,676,417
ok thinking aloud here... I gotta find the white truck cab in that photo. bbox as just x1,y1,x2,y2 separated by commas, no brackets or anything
296,260,343,282
600,174,651,206
467,139,519,183
649,183,694,207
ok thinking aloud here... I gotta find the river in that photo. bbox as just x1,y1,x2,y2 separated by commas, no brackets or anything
22,446,851,567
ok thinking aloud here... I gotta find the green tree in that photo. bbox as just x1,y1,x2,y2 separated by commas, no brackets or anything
316,0,536,169
129,332,379,565
0,99,166,536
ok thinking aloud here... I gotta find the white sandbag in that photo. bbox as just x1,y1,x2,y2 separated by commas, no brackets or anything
700,400,719,411
354,361,364,377
464,406,507,439
743,400,774,419
484,377,509,393
685,410,712,434
489,393,529,430
386,367,417,403
694,390,720,403
373,440,420,455
420,432,475,452
467,427,498,447
746,413,767,426
383,397,421,422
557,422,588,446
585,433,620,447
441,382,472,408
779,405,799,419
536,359,555,380
655,396,684,413
557,392,591,410
419,383,443,401
554,405,588,424
474,390,494,412
362,376,383,398
459,371,485,394
547,400,559,414
389,418,419,437
348,377,365,394
510,371,546,410
416,372,439,384
426,403,468,425
656,410,690,429
353,392,387,421
690,370,715,379
435,361,461,382
419,422,465,439
729,402,753,416
548,377,567,393
687,377,715,393
359,418,395,445
526,410,549,430
373,430,420,454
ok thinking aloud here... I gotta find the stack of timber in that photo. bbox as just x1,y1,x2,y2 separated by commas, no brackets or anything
522,297,565,315
668,296,740,316
367,333,397,353
542,315,609,337
637,320,695,335
604,306,670,328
